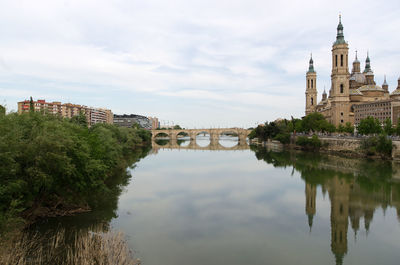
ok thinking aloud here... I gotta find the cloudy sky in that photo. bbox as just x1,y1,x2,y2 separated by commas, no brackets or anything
1,0,399,128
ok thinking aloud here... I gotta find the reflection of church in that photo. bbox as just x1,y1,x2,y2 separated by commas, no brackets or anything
305,176,400,265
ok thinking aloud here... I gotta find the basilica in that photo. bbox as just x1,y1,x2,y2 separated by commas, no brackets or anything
305,16,400,126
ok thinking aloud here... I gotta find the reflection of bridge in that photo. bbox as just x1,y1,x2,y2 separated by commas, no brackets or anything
151,128,251,143
152,139,249,151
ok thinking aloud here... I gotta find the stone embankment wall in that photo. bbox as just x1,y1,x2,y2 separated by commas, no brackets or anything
318,137,361,153
392,141,400,161
317,137,400,161
256,136,400,161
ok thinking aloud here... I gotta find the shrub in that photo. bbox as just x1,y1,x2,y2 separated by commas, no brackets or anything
274,133,290,144
296,135,321,150
360,134,392,157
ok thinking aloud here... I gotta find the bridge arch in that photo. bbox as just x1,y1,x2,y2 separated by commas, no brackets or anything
153,131,171,139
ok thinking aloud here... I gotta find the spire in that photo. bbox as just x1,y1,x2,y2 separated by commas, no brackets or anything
352,50,361,73
383,75,388,86
354,50,359,63
364,52,372,73
308,53,315,73
335,14,345,45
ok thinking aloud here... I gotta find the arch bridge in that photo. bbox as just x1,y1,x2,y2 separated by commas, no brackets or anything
151,128,251,143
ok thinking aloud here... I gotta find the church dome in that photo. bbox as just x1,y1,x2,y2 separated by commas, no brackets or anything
391,88,400,96
358,84,384,92
350,72,366,83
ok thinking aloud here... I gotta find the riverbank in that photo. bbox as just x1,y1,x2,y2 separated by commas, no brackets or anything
0,112,152,231
251,135,400,161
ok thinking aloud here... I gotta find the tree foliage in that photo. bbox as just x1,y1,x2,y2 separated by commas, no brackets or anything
0,105,5,116
299,112,335,133
249,113,336,144
383,118,394,135
296,135,322,150
357,116,382,135
70,112,88,127
0,112,151,229
360,135,392,157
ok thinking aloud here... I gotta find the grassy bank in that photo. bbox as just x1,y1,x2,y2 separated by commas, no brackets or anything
0,224,140,265
0,112,151,230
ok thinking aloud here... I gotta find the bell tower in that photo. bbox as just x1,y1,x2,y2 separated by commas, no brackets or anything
331,15,351,126
306,54,317,115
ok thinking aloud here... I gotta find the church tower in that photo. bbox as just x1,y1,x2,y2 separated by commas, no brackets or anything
305,182,317,231
329,176,350,265
305,54,317,115
330,15,350,126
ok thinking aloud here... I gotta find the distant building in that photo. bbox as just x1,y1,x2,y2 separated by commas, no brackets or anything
17,99,113,126
148,116,159,129
113,114,152,129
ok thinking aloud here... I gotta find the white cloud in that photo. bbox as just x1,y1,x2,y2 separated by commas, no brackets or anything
0,0,399,127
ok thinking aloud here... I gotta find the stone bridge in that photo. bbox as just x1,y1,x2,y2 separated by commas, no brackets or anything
152,139,249,151
151,128,251,143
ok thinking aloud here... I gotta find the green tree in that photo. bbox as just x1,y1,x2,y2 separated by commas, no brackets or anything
337,124,345,133
131,122,140,129
70,112,88,127
383,118,394,135
299,112,335,133
377,134,393,157
357,116,382,135
173,125,182,129
29,96,34,112
0,111,151,230
344,122,354,134
0,105,5,116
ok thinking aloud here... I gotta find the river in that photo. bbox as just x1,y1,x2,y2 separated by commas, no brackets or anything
30,136,400,265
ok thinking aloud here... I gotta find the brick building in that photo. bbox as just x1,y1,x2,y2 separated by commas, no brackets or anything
18,99,113,126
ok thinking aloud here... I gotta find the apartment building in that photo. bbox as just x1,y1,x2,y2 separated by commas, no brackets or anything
113,114,152,129
18,99,113,126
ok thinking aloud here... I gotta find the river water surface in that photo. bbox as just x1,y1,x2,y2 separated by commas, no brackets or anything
37,137,400,265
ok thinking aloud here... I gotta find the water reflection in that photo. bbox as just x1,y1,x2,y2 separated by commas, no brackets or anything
252,146,400,265
17,145,400,265
152,137,249,151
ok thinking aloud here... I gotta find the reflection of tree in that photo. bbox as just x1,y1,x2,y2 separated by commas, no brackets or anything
6,145,151,263
155,139,169,146
251,147,400,265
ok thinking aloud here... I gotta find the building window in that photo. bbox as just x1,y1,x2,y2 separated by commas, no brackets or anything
340,84,344,93
340,54,343,67
311,97,314,105
308,79,309,89
341,120,344,123
335,55,338,67
341,112,343,116
311,79,313,88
